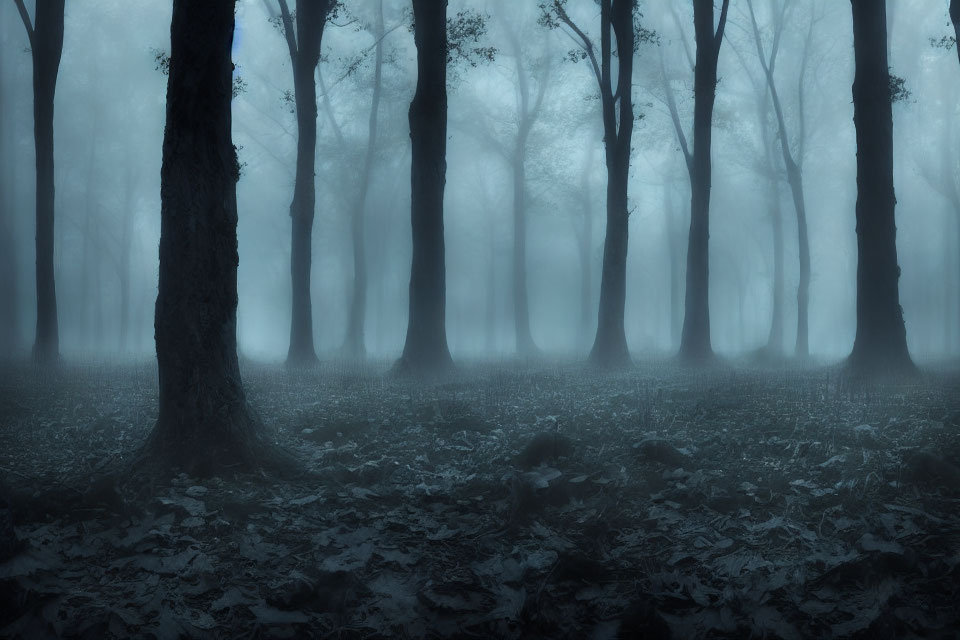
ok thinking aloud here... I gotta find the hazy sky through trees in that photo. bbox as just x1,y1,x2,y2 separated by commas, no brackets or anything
1,0,958,363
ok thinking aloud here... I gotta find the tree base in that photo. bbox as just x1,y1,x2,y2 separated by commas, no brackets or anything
845,348,918,380
391,352,455,378
136,407,297,479
285,350,319,369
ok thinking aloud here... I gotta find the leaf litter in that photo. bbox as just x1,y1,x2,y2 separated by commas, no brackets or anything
0,360,959,638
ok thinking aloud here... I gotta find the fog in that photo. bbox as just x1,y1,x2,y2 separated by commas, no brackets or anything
1,0,958,364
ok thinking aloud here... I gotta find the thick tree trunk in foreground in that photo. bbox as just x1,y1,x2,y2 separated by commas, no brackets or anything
16,0,64,363
847,0,914,374
679,0,729,364
395,0,453,374
146,0,267,475
588,0,634,368
279,0,331,366
343,0,384,359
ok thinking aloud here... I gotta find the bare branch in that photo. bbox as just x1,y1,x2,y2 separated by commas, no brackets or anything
13,0,35,52
715,0,731,48
660,49,692,171
276,0,299,62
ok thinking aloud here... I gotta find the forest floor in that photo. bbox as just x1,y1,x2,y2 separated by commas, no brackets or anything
1,359,959,639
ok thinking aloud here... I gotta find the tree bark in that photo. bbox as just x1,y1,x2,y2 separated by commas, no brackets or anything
589,0,634,368
578,148,594,351
951,0,959,67
0,53,17,357
679,0,729,364
847,0,914,374
343,0,384,359
395,0,454,374
17,0,64,363
512,126,536,356
281,0,331,366
664,185,683,350
146,0,269,475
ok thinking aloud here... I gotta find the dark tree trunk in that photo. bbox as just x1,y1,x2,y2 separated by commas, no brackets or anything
279,0,331,366
17,0,64,363
395,0,454,374
512,128,536,356
578,153,594,351
664,185,683,350
589,0,634,368
847,0,914,374
787,166,811,358
0,61,17,357
766,171,785,356
343,0,384,359
679,0,729,364
951,0,959,66
146,0,268,475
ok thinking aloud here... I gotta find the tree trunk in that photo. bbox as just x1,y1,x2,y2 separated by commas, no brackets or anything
679,0,728,364
27,0,64,363
485,225,497,353
118,163,135,353
787,166,811,358
343,0,384,359
589,0,634,368
283,0,330,366
664,185,683,350
951,0,959,67
0,56,18,357
395,0,453,374
578,158,593,351
766,171,785,356
847,0,914,374
512,127,537,356
146,0,268,475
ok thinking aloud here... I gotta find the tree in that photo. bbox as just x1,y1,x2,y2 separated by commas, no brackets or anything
395,0,455,373
343,1,386,359
746,0,813,359
951,0,960,66
268,0,336,366
145,0,271,474
0,43,17,357
676,0,730,364
14,0,64,363
501,18,551,357
541,0,638,367
846,0,914,374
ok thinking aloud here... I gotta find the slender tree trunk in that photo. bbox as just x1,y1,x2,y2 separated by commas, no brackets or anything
20,0,65,363
847,0,914,374
485,223,496,353
766,172,785,356
512,127,536,355
146,0,269,475
395,0,453,374
0,53,17,357
343,0,384,359
679,0,728,364
589,0,634,367
282,0,330,366
951,0,959,66
664,185,683,350
578,157,593,351
787,166,811,358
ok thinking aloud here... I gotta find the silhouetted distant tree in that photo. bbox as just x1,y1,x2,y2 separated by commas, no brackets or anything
343,0,387,359
14,0,64,363
264,0,337,366
145,0,273,474
677,0,730,364
0,62,17,357
540,0,643,367
847,0,914,375
747,0,814,360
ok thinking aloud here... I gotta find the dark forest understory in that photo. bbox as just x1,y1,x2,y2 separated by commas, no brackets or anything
1,361,959,639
